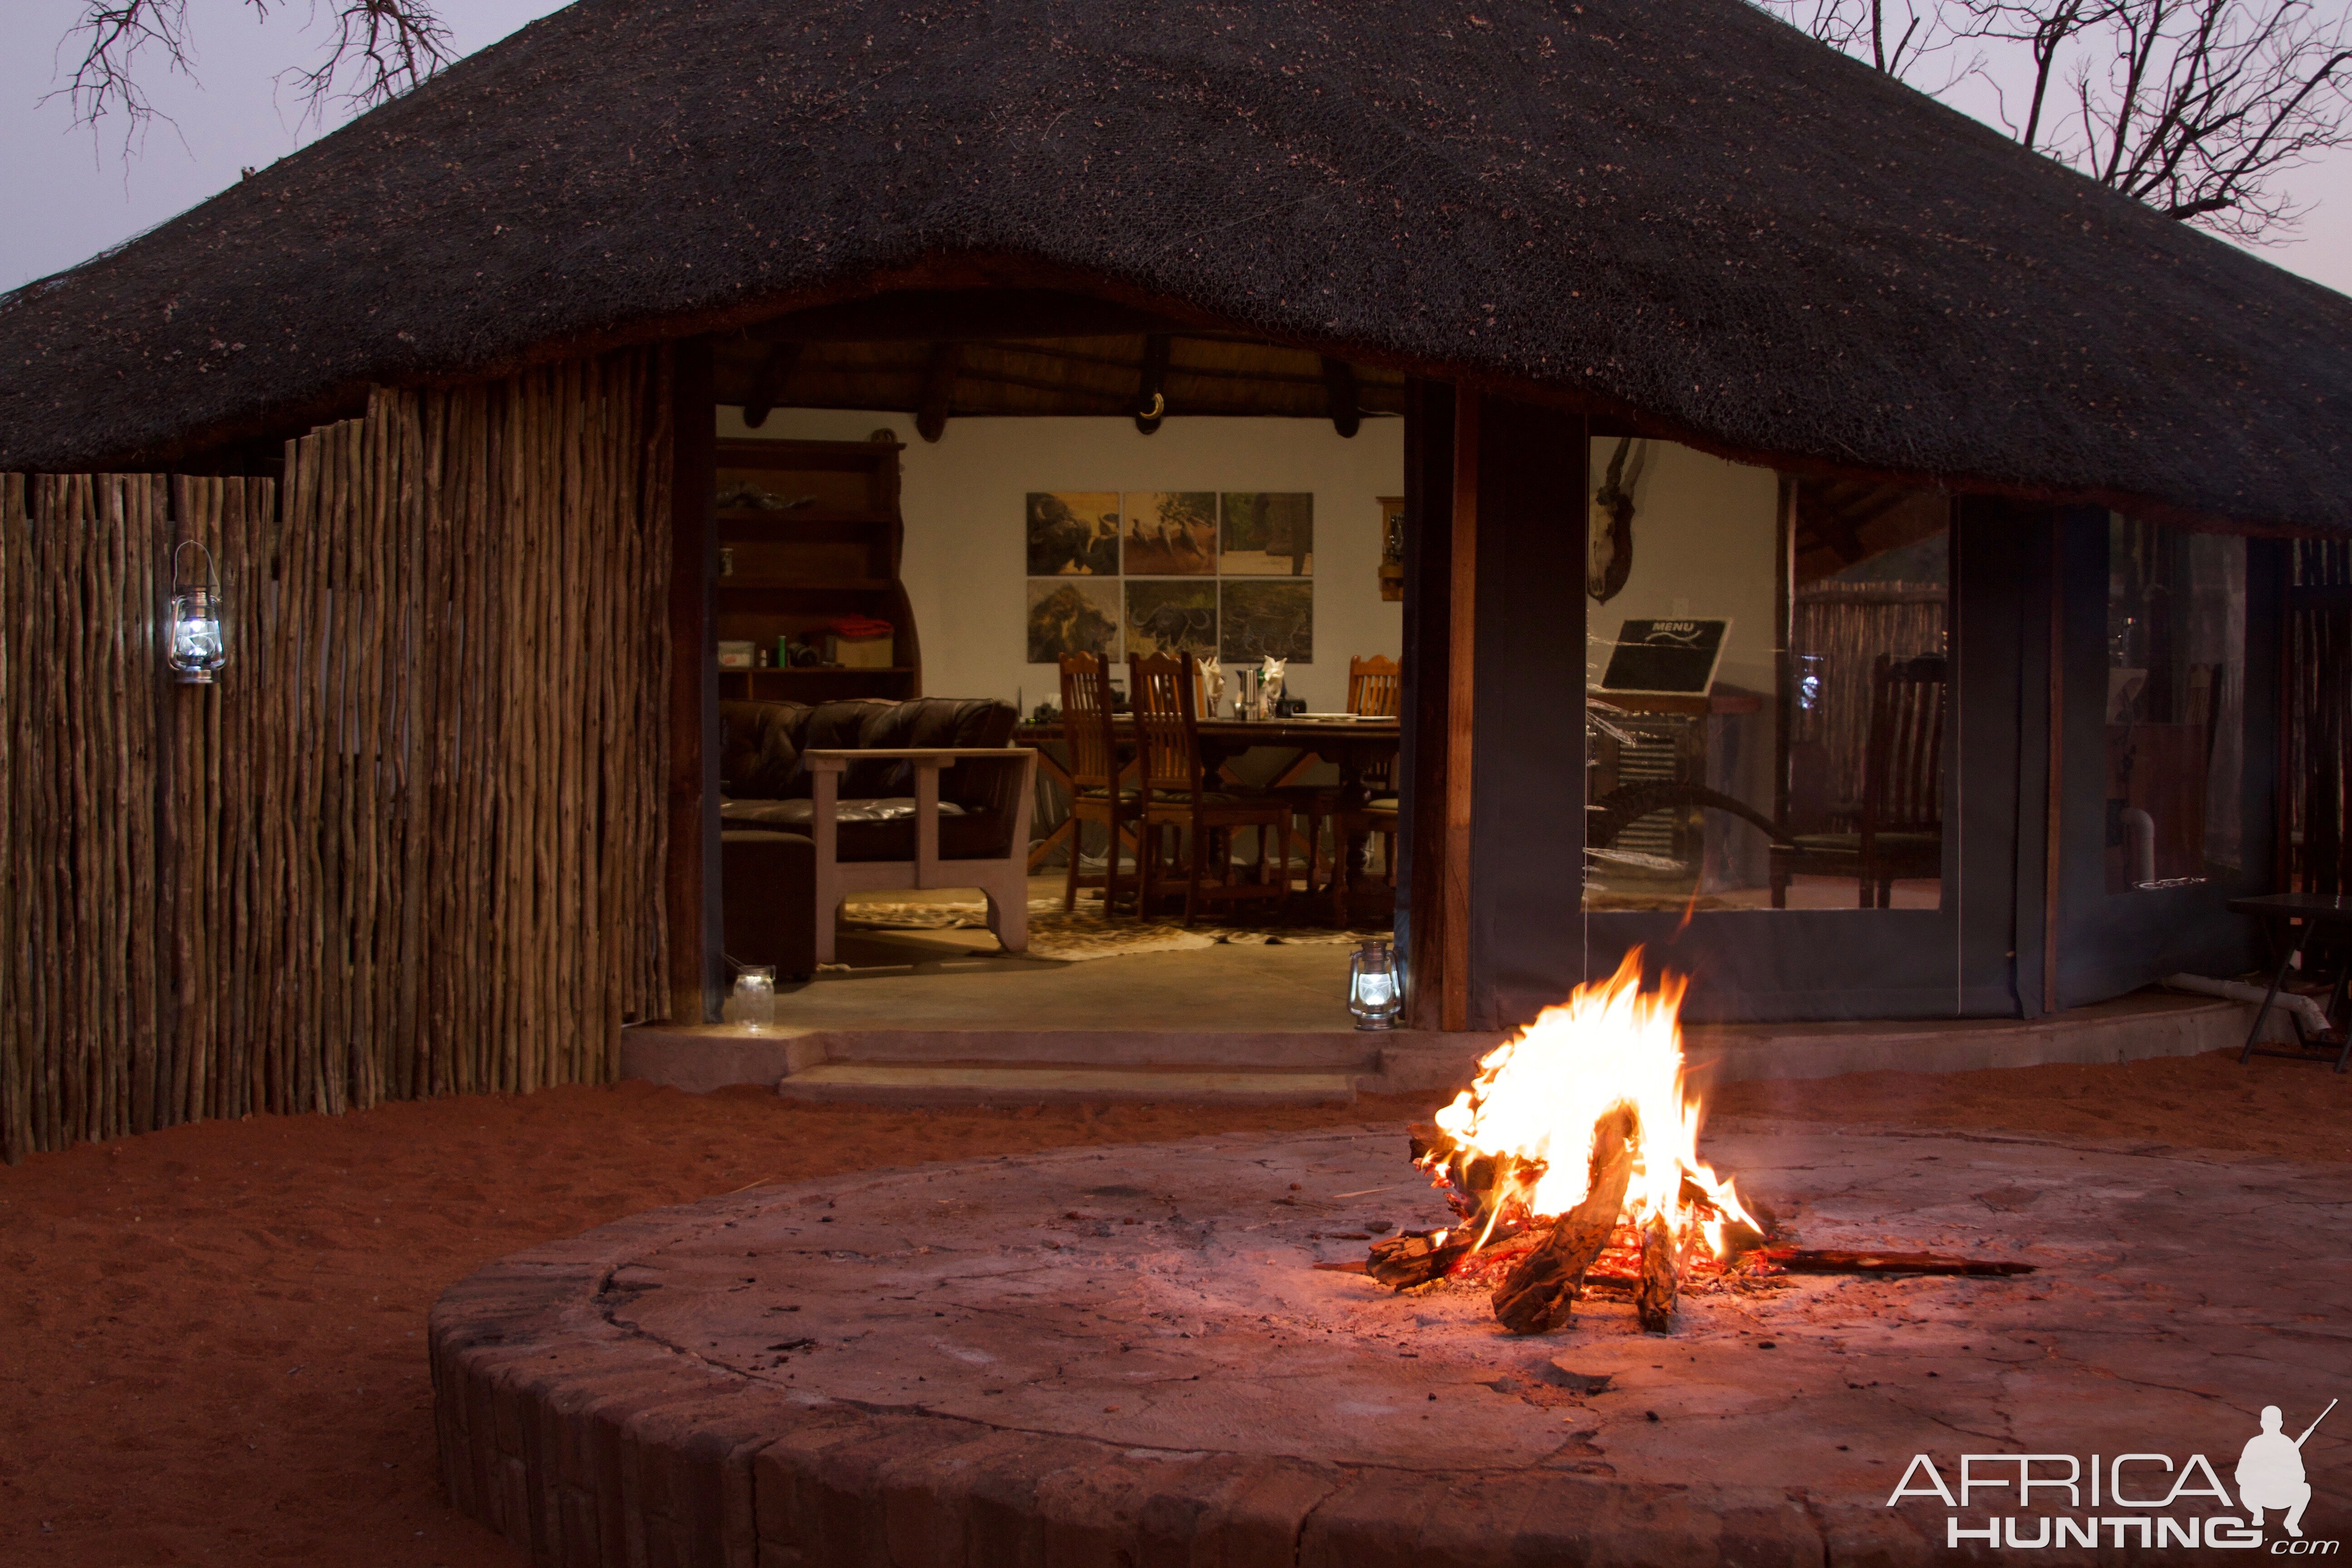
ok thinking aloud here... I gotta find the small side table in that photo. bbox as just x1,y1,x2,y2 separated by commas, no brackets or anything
2228,893,2352,1072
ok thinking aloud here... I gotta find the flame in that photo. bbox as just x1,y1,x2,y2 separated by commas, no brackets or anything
1426,947,1757,1256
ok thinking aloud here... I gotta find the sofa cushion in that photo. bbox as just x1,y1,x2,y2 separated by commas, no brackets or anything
720,796,967,828
717,699,812,799
847,698,1019,800
715,696,1019,804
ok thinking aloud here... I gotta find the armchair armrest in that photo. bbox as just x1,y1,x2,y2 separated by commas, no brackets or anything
804,747,1039,882
802,747,1030,766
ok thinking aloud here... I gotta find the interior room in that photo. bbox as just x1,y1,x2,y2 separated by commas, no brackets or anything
701,316,1411,1020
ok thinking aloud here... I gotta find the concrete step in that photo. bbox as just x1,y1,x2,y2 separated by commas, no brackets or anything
774,1060,1359,1107
622,990,2274,1105
621,1024,1501,1096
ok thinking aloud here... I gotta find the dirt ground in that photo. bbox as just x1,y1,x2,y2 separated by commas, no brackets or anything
5,1048,2349,1566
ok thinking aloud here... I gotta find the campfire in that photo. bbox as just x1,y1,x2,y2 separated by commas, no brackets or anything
1355,950,2031,1334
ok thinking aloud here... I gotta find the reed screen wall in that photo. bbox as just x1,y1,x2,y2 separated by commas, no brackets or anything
0,350,673,1163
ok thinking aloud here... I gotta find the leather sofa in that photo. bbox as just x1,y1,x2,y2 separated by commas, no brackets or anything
718,697,1034,967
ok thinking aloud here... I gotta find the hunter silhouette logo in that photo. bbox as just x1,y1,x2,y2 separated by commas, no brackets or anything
1886,1397,2339,1550
2241,1400,2335,1539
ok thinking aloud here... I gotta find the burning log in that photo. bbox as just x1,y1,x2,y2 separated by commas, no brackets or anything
1635,1212,1678,1333
1365,1228,1477,1290
1492,1109,1636,1335
1758,1248,2035,1278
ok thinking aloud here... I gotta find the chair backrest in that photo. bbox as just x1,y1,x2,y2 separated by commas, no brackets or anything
1128,651,1203,796
1862,654,1947,835
1057,652,1122,793
1348,655,1401,717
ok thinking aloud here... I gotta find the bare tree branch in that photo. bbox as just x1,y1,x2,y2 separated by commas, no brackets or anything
1754,0,2352,240
54,0,452,148
276,0,454,127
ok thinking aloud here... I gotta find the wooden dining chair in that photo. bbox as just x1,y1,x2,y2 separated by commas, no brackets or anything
1129,651,1291,923
1289,655,1404,903
1056,652,1138,913
1769,653,1947,907
1346,654,1401,719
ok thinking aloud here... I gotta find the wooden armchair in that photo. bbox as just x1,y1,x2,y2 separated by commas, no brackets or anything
1129,652,1291,923
806,746,1038,961
1055,652,1139,913
1769,653,1947,908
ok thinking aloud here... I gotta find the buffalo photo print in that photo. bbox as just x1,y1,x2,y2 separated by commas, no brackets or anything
1025,491,1121,576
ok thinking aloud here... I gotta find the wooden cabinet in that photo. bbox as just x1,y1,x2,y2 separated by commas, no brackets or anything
713,437,921,701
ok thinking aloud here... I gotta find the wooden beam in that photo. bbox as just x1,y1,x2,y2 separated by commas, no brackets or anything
1320,357,1362,438
1134,333,1171,435
740,341,802,428
666,338,722,1023
749,289,1200,343
915,342,963,443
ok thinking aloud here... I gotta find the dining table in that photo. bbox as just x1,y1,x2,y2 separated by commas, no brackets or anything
1013,713,1401,896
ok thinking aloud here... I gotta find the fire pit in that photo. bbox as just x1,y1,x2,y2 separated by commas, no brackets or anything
433,1116,2351,1563
1359,955,2028,1333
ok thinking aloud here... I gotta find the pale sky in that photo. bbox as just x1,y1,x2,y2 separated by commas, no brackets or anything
2,0,2347,298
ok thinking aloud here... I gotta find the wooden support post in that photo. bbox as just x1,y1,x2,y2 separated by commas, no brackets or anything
2042,521,2064,1016
1460,396,1587,1029
1397,380,1457,1031
1443,397,1480,1033
665,337,721,1023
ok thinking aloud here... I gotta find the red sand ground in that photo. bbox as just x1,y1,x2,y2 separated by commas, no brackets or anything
5,1050,2350,1566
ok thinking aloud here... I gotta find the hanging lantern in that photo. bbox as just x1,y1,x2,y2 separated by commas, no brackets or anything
165,541,227,685
730,966,777,1032
1348,939,1402,1031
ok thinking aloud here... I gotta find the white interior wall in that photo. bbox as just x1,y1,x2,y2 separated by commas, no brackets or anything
717,407,1405,713
1585,438,1781,694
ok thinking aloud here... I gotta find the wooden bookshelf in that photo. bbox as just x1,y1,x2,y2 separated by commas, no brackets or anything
713,436,920,700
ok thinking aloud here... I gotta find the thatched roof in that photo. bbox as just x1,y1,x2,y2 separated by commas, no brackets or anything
3,0,2348,531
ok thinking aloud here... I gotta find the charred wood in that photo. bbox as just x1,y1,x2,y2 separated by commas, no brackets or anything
1492,1108,1635,1334
1761,1249,2034,1277
1365,1228,1477,1289
1635,1212,1679,1333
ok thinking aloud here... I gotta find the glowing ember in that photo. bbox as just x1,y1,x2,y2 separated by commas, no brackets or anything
1423,947,1758,1259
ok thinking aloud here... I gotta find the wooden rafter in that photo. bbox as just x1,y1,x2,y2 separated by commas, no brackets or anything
915,342,964,443
1322,356,1362,438
740,341,803,428
1134,333,1172,435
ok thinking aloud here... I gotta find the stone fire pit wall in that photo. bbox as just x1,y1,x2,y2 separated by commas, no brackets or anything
430,1127,2351,1567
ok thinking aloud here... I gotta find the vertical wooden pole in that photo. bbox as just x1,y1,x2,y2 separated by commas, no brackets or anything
1441,395,1481,1033
2042,522,2064,1015
666,338,720,1023
1462,397,1587,1029
1397,379,1455,1032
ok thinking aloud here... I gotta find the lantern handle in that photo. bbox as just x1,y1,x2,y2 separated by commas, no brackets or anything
170,539,219,593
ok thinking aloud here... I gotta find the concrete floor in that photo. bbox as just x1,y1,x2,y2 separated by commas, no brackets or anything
620,878,2290,1105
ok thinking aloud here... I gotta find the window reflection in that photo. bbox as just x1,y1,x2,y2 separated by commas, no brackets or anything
2106,516,2244,892
1581,440,1950,912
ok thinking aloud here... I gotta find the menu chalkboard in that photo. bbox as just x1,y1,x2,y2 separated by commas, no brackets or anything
1598,618,1730,696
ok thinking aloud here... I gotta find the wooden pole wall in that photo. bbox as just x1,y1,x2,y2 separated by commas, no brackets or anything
0,347,672,1163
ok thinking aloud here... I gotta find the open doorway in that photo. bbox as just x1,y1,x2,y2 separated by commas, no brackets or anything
700,294,1408,1033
